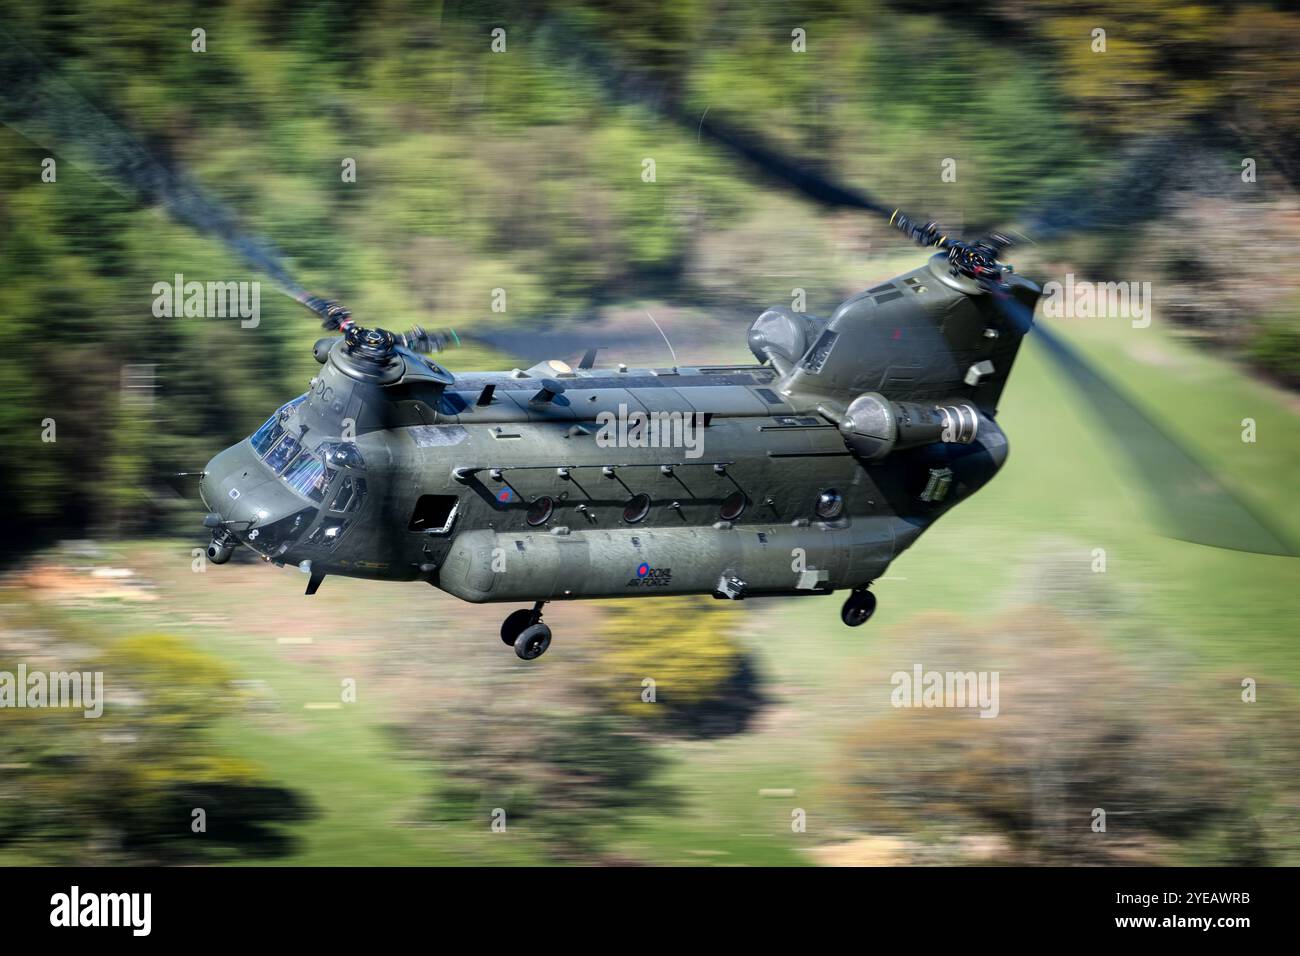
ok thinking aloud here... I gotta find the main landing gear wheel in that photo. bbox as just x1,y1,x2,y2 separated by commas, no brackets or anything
841,589,877,627
514,622,552,660
501,608,536,645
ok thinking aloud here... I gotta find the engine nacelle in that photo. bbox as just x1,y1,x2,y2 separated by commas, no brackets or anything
747,306,826,373
838,392,978,461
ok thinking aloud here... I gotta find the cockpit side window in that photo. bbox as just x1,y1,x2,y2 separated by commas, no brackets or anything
317,441,364,469
329,475,367,513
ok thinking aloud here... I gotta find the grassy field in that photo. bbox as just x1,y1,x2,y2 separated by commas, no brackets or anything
4,289,1298,866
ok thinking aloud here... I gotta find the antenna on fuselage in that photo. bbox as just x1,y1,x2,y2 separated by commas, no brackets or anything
644,311,679,371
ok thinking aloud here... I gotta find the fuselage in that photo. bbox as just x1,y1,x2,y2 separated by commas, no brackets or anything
201,253,1035,603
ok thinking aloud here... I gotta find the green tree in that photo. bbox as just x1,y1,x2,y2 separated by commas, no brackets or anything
593,596,764,737
430,709,675,861
0,632,313,864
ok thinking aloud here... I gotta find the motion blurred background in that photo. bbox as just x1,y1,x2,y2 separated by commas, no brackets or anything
1,0,1299,865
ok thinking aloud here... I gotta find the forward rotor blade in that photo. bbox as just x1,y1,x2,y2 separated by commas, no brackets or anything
533,13,890,217
688,113,889,214
0,26,308,301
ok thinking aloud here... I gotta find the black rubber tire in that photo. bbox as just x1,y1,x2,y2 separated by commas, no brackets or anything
514,623,552,660
841,590,877,627
501,608,535,645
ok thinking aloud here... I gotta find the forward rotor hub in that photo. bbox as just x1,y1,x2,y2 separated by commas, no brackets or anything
344,325,398,364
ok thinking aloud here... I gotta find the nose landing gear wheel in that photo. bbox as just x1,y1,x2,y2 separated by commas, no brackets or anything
514,622,552,660
841,589,877,627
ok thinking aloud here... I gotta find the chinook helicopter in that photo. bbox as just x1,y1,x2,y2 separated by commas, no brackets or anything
191,127,1297,662
6,14,1282,661
199,215,1038,659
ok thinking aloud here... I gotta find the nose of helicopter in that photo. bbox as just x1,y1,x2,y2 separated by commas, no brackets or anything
201,441,270,523
200,441,316,556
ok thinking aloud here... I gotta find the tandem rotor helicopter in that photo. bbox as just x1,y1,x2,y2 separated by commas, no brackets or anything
186,105,1296,662
194,202,1294,661
6,19,1288,662
198,214,1036,660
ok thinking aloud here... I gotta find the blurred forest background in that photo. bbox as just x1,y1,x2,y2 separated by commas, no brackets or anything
2,0,1300,866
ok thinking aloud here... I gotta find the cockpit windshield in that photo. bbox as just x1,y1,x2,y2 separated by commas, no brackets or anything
250,395,307,458
263,433,301,473
248,394,368,504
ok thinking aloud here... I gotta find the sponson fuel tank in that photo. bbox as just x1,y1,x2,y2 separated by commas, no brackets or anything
437,520,901,603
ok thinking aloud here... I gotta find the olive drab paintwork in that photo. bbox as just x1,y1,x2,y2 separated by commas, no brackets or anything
200,252,1039,614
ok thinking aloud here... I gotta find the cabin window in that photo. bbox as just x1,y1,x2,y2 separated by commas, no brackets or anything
815,489,844,520
622,493,652,524
244,507,317,557
719,491,747,522
526,496,555,527
409,494,459,533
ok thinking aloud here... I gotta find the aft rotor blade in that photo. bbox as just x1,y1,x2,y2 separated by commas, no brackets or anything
968,124,1228,245
1030,319,1296,557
